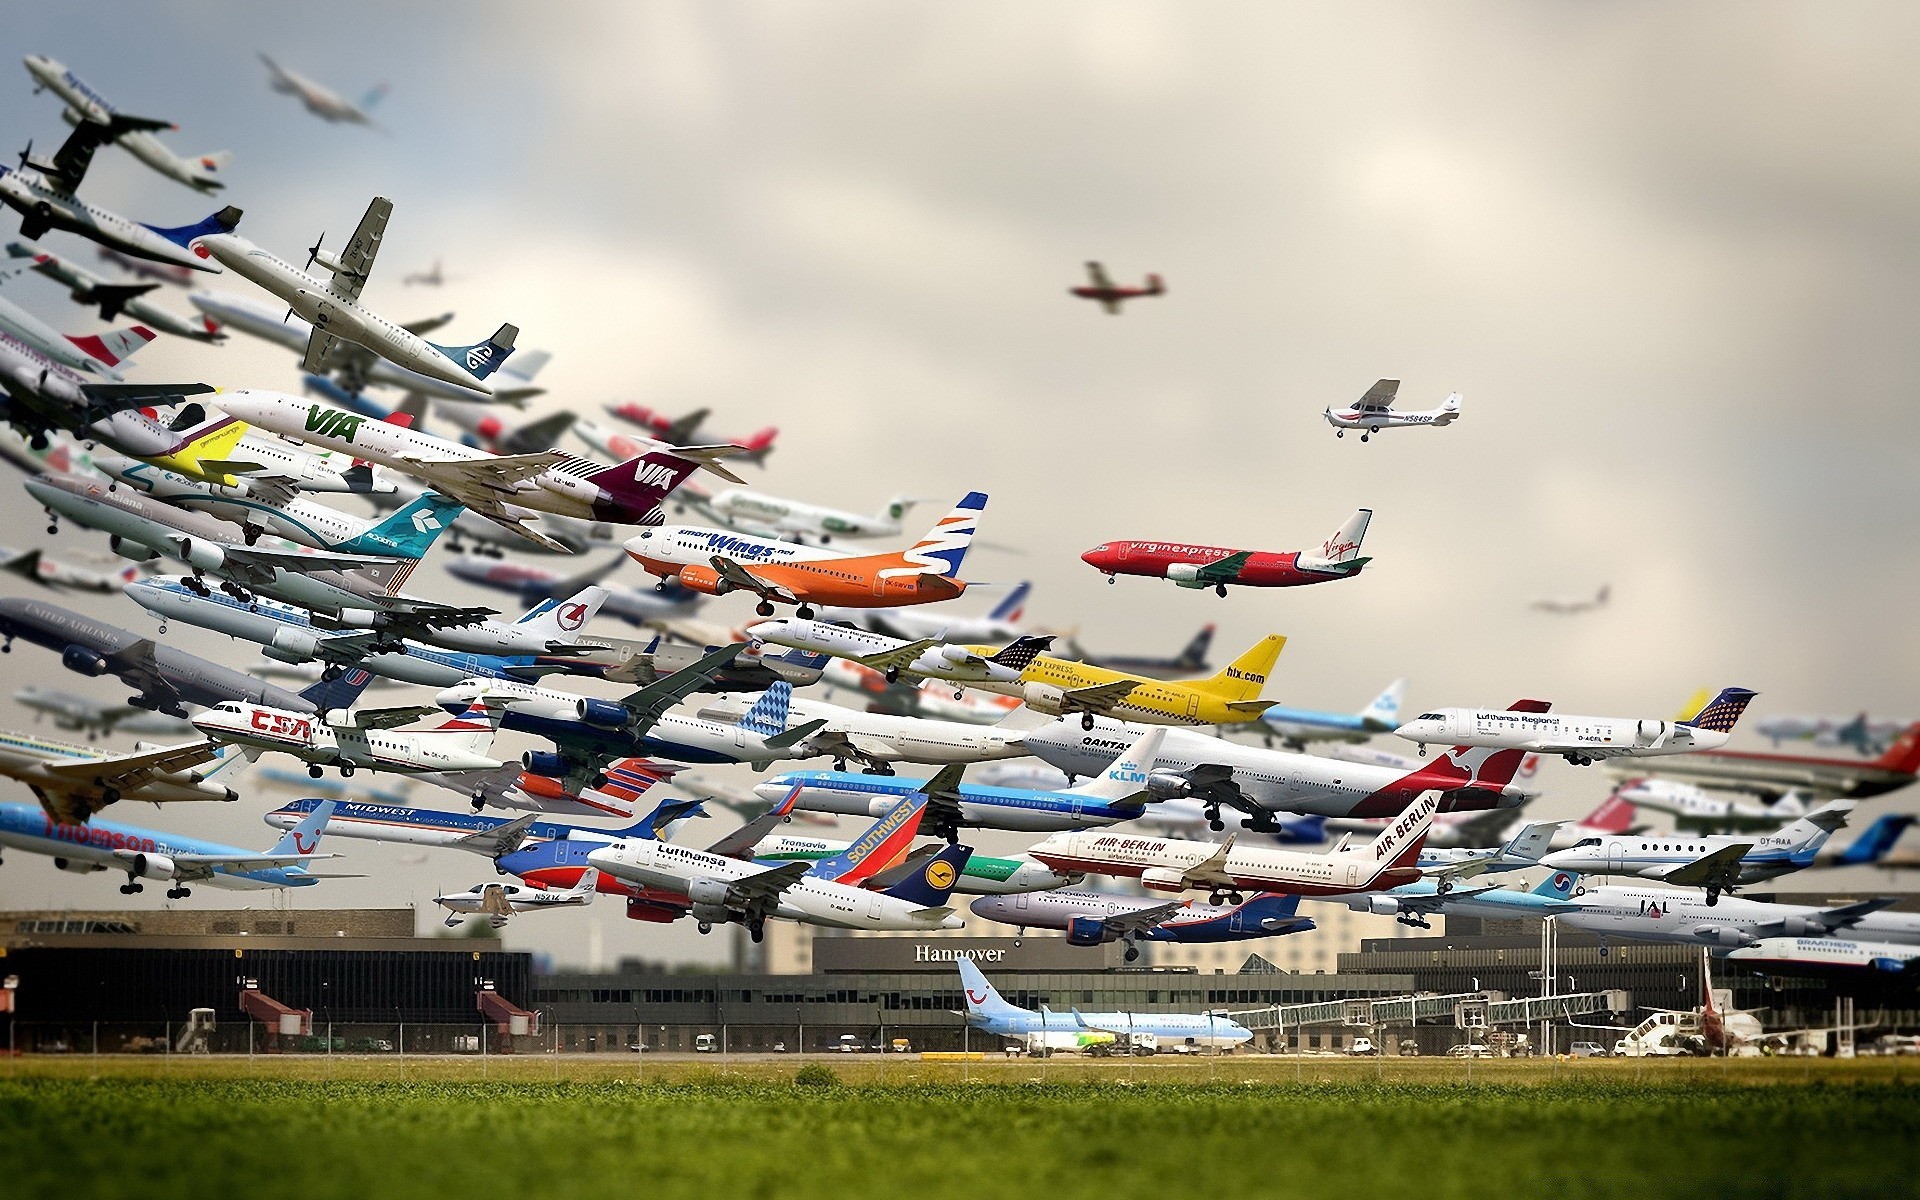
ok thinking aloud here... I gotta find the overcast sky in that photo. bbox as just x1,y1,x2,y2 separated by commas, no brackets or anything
2,3,1917,968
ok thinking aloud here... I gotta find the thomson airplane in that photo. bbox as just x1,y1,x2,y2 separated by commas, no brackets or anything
10,241,222,341
1324,379,1461,441
23,55,232,192
260,54,386,125
959,958,1251,1057
262,794,698,857
1395,688,1758,766
1082,510,1372,596
971,889,1315,961
1538,802,1856,903
0,798,337,897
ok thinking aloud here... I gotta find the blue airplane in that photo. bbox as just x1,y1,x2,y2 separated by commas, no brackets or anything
970,889,1315,961
1825,813,1917,866
1318,869,1585,929
262,796,705,859
1255,678,1405,748
957,957,1252,1054
0,800,338,898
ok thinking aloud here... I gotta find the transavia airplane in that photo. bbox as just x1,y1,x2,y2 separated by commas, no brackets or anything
1082,510,1372,596
1253,678,1406,749
435,869,599,929
1538,801,1855,903
1318,870,1584,930
1605,721,1920,803
259,54,386,125
1028,791,1442,904
625,491,987,617
958,958,1252,1057
971,890,1315,961
603,402,779,464
0,798,338,898
1068,261,1165,315
193,695,508,781
1325,379,1461,442
1727,936,1920,975
11,241,222,341
1395,688,1759,766
1551,883,1920,950
693,688,1026,770
0,727,231,823
23,55,232,192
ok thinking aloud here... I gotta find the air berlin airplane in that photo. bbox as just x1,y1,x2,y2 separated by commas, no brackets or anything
1082,510,1371,596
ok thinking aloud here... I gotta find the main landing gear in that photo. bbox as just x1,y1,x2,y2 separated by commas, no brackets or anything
1081,712,1096,731
1123,941,1141,963
1215,584,1228,597
166,886,191,900
1207,890,1246,907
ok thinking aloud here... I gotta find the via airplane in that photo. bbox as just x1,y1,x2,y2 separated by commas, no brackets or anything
958,958,1251,1056
10,241,223,341
1538,801,1856,904
23,55,232,192
259,54,386,125
1068,261,1165,315
435,869,599,929
1324,379,1461,442
1254,678,1406,749
1082,510,1372,596
1395,688,1759,766
971,889,1315,962
0,798,338,898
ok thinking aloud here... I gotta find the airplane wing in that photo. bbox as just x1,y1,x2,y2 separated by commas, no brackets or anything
1658,843,1754,889
1529,743,1641,762
301,327,346,375
726,860,811,905
193,541,400,584
616,643,748,732
854,639,939,675
664,408,711,445
37,116,167,195
1223,699,1280,716
1358,378,1401,410
401,452,567,501
31,741,226,822
451,813,540,858
1180,836,1238,890
1097,900,1190,935
98,640,186,716
479,885,514,920
307,631,387,664
1752,896,1900,938
1059,680,1139,714
914,763,969,841
704,790,798,858
710,556,802,604
348,705,440,730
355,606,498,639
328,197,390,304
1084,262,1115,290
1390,883,1506,915
1192,551,1253,583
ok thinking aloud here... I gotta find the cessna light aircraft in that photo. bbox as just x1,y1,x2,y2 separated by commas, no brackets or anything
1609,722,1920,802
1082,510,1372,596
22,55,231,192
1324,379,1461,441
1538,802,1855,903
260,54,386,125
971,890,1314,962
10,242,221,340
0,727,232,823
193,696,507,781
1532,585,1610,615
0,799,338,898
1069,261,1165,314
1396,688,1758,765
959,959,1250,1056
435,869,599,929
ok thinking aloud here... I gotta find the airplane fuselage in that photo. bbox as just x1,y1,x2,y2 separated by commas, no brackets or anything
0,168,218,270
1081,542,1360,589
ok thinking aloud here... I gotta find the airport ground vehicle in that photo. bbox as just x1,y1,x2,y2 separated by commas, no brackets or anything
694,1033,717,1053
1569,1041,1608,1058
1348,1037,1378,1056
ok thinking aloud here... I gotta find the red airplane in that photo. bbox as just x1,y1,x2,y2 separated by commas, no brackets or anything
1069,261,1165,313
1083,510,1372,596
605,403,778,464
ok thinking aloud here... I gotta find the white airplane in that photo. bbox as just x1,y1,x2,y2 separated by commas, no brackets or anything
1753,712,1905,756
195,198,518,397
1610,777,1805,831
690,483,923,543
0,727,234,823
193,697,509,780
10,241,221,342
435,869,599,928
1728,936,1920,975
1537,802,1855,903
404,260,446,286
13,685,194,740
367,475,603,558
1324,379,1461,442
1,544,138,593
749,616,1049,690
395,586,612,658
1532,585,1610,614
691,689,1026,769
0,291,157,380
1395,689,1759,766
259,55,386,125
23,55,232,192
1552,882,1918,950
817,581,1034,645
1027,791,1442,904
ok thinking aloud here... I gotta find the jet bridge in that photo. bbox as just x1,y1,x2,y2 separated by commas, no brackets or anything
477,978,538,1048
1226,989,1630,1034
237,979,311,1048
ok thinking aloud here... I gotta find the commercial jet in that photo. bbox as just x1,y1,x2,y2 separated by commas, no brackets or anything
817,581,1032,645
1395,688,1758,766
1755,712,1904,756
12,685,194,741
1728,936,1920,975
0,727,232,824
0,798,338,898
1063,623,1214,676
259,54,386,125
686,484,919,543
1082,510,1372,596
98,395,391,495
23,55,231,192
972,890,1315,961
959,959,1251,1057
1324,379,1461,441
1069,261,1165,314
435,869,599,929
443,553,704,628
1,544,139,593
603,403,778,463
1609,776,1808,833
0,291,158,380
1538,801,1856,903
262,794,700,858
10,241,221,341
1531,585,1610,615
1321,869,1585,930
1254,678,1406,749
1608,722,1920,802
693,688,1027,770
1552,882,1920,951
193,696,507,782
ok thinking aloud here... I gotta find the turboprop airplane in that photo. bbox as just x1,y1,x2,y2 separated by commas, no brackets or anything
1609,777,1807,833
692,688,1027,770
194,197,519,397
0,726,233,823
972,890,1314,961
1538,802,1856,903
12,685,193,741
193,695,506,781
1082,510,1372,596
10,242,221,341
22,56,231,192
0,798,338,897
260,54,386,125
959,958,1251,1057
1069,261,1165,314
1605,722,1920,802
603,403,778,463
624,491,986,616
1324,379,1461,441
1395,688,1758,765
435,869,599,929
1532,585,1610,615
1253,678,1406,749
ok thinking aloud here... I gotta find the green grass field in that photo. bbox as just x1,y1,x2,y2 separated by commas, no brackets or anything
5,1057,1918,1200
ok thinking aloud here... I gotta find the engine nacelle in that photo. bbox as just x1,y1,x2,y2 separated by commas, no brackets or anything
1165,563,1202,583
1021,682,1067,715
52,857,104,873
121,852,178,881
575,698,630,729
1777,917,1827,939
173,536,227,573
264,627,320,663
1367,895,1404,916
61,644,109,676
686,878,732,908
1692,926,1750,948
107,534,159,563
689,902,732,925
1066,916,1110,946
1140,867,1188,893
1145,769,1194,801
521,751,570,778
625,898,682,923
673,564,727,596
939,644,973,664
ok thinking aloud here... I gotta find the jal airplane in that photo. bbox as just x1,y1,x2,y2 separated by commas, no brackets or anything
259,54,386,125
1395,688,1758,766
971,890,1315,962
1552,882,1920,951
624,491,986,616
1069,261,1165,314
1537,801,1855,903
23,55,232,192
1082,510,1372,596
10,241,222,341
1324,379,1461,441
193,697,507,781
0,798,337,898
435,869,599,929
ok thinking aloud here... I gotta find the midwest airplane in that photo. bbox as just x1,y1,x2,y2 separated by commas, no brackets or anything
259,55,386,124
1531,585,1610,615
0,727,233,823
1081,510,1372,596
193,695,505,781
625,491,986,617
10,241,221,341
1395,688,1758,766
1608,722,1920,802
13,685,193,741
1069,261,1165,314
1538,802,1856,903
1254,678,1406,749
971,890,1314,961
603,403,778,463
693,688,1026,770
1027,791,1441,904
1324,379,1461,441
0,798,337,897
262,795,696,857
435,869,599,929
959,958,1252,1056
23,55,232,192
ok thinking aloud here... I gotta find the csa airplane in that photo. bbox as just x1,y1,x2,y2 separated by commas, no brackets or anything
1324,379,1461,441
1069,261,1165,314
22,55,232,192
0,798,338,898
259,54,386,125
435,869,599,929
10,241,222,341
1395,688,1758,766
1604,721,1920,802
958,959,1251,1056
971,889,1315,962
193,696,507,782
1538,801,1855,904
1082,510,1372,596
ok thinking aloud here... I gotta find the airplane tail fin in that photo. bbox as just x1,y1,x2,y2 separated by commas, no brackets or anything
431,699,510,758
987,581,1032,624
1067,727,1166,802
737,427,778,463
568,867,600,897
65,325,157,372
583,448,709,512
1873,723,1920,774
426,323,518,383
296,668,373,714
1176,623,1216,671
498,348,551,383
1580,793,1639,834
1296,509,1372,573
513,585,609,642
1359,791,1440,870
736,680,793,738
956,956,1023,1020
615,792,707,842
879,494,921,524
1836,814,1916,866
1145,273,1166,294
1777,801,1856,860
1192,635,1284,701
986,634,1054,670
82,283,161,322
1360,678,1406,728
139,205,241,251
1678,687,1758,733
352,490,464,558
1499,821,1559,864
1533,870,1581,900
266,798,335,857
810,793,928,885
900,492,987,579
1438,392,1463,418
880,842,971,907
193,149,234,178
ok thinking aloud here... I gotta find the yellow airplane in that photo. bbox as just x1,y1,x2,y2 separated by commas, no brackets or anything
965,633,1286,729
132,402,380,494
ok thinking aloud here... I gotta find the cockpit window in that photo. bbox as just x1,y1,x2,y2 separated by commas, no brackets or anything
1416,713,1443,721
1574,838,1600,848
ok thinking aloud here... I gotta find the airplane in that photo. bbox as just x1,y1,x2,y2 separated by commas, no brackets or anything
1068,261,1165,314
0,727,234,824
624,491,986,616
260,55,386,125
1026,791,1441,904
1819,814,1920,869
0,112,241,270
816,580,1033,645
1324,379,1461,442
435,869,599,929
1023,710,1534,827
0,290,158,380
602,403,778,464
0,596,341,716
674,483,920,543
261,794,702,857
958,958,1252,1057
0,329,191,455
1609,776,1808,833
9,241,221,341
22,55,231,193
1551,882,1920,951
1320,869,1586,930
13,685,194,740
748,833,1079,897
1123,796,1327,846
362,473,604,557
192,686,508,781
1396,688,1759,766
419,754,683,818
1538,802,1856,903
97,247,195,286
194,198,519,397
1082,510,1372,596
1754,712,1905,757
1,544,138,592
810,654,1025,726
443,553,703,628
1531,585,1610,615
1727,936,1920,975
1325,791,1634,856
1253,678,1406,749
0,798,338,897
521,631,826,693
1063,623,1215,676
691,688,1027,770
210,389,744,551
1604,721,1920,802
188,291,553,406
752,728,1174,837
748,617,1052,693
404,260,445,286
95,394,391,495
971,890,1315,962
431,401,577,456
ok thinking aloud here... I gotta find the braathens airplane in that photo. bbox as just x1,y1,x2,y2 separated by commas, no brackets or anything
259,54,386,125
435,869,599,929
1396,689,1758,766
23,55,232,192
1324,379,1461,441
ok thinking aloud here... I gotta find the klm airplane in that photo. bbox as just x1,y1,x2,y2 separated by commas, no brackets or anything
0,800,338,898
957,957,1251,1054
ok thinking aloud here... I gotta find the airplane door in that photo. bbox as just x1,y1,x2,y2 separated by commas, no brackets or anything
1014,892,1030,911
1607,841,1625,872
1227,909,1246,933
865,893,883,921
1346,864,1359,886
1186,694,1200,720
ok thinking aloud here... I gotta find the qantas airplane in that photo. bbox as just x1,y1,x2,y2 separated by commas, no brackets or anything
1069,261,1164,314
1082,510,1371,596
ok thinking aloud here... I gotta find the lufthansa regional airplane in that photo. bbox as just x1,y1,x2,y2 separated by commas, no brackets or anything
1395,689,1758,766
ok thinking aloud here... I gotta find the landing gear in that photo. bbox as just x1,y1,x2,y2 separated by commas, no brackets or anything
243,524,264,546
166,886,191,900
884,667,900,683
755,602,775,617
100,786,121,805
697,921,712,934
321,664,343,681
1705,886,1721,907
340,764,356,777
1123,942,1141,963
1106,575,1115,585
1416,745,1426,758
308,764,324,779
1359,433,1369,443
1564,753,1593,766
748,921,765,944
1335,430,1344,439
1081,713,1095,731
119,879,143,895
796,605,814,619
1215,584,1227,597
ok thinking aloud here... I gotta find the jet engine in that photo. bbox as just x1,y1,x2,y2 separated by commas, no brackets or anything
689,902,731,926
939,644,974,664
1066,915,1111,946
671,564,727,596
52,857,104,873
60,645,109,675
119,852,178,880
107,535,158,563
1777,917,1832,939
686,878,733,909
521,750,570,778
1367,895,1405,916
1145,770,1198,801
264,627,320,663
1140,867,1188,893
1165,563,1202,583
575,698,630,729
1690,926,1751,948
1021,682,1067,714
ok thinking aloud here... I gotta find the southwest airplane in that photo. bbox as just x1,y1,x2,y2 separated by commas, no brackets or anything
1325,379,1461,441
260,54,386,125
23,55,232,192
11,241,223,341
1069,261,1165,314
624,491,986,617
1255,677,1405,749
194,197,518,397
0,798,337,898
1396,688,1758,766
958,958,1252,1056
435,869,599,929
1538,801,1855,903
971,889,1315,962
1604,721,1920,802
1081,510,1372,596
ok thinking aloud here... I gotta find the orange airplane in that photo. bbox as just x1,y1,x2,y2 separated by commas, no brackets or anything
623,491,986,618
